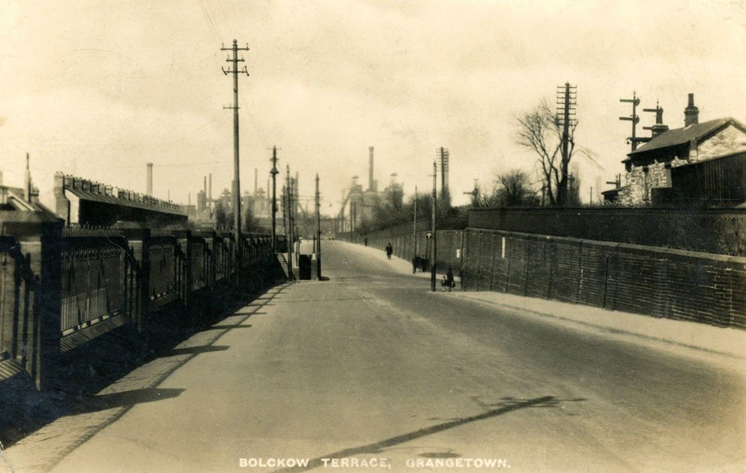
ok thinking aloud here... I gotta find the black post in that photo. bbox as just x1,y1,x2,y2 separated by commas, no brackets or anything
139,229,151,333
38,220,63,391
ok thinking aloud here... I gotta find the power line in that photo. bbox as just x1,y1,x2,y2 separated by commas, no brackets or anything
195,0,222,43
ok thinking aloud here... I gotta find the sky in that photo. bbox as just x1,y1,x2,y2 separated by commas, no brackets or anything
2,0,746,214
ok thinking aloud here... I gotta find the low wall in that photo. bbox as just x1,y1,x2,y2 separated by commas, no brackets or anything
461,229,746,329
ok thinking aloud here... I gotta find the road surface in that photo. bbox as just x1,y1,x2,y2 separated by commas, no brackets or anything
5,241,745,473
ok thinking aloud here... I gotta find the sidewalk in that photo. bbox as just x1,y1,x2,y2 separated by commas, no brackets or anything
343,241,746,361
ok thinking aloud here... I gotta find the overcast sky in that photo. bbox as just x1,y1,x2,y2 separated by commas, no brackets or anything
2,0,746,212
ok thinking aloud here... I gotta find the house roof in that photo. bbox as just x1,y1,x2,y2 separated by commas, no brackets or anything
626,117,746,159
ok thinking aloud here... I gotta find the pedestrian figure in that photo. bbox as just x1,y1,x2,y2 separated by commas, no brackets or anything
386,242,393,260
364,237,368,247
446,267,455,292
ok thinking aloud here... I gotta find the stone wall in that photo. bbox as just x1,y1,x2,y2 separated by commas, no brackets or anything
620,158,687,205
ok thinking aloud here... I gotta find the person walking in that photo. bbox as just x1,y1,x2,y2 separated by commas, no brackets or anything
446,267,455,292
386,242,393,260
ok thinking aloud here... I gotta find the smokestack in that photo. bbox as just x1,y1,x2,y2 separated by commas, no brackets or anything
146,162,153,196
25,153,31,202
368,146,374,192
255,168,258,195
684,93,699,127
204,176,207,196
208,173,212,210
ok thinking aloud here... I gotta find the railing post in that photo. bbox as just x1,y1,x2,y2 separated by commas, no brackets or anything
184,231,192,320
39,220,63,392
209,231,217,288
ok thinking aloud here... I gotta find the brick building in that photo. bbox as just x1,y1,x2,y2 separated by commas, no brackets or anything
616,94,746,205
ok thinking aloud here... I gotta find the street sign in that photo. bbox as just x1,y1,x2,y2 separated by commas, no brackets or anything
426,232,432,239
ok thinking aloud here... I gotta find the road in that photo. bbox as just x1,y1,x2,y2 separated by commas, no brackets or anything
6,241,745,473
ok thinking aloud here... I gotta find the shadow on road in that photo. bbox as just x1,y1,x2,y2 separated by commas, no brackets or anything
200,324,253,331
72,388,185,415
163,345,231,357
0,283,289,459
273,395,583,473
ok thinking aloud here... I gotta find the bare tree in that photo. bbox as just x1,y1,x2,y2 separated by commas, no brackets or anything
469,170,538,208
515,99,577,206
215,201,232,230
495,169,538,207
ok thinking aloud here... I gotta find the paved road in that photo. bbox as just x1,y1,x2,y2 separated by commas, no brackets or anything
6,241,745,473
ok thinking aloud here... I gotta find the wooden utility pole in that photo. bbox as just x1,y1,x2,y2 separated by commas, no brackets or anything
270,146,279,252
220,39,250,260
315,173,321,279
413,185,417,273
557,82,577,206
431,159,437,292
286,165,294,280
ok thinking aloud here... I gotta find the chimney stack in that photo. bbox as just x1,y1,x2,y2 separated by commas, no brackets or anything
146,162,153,196
368,147,375,192
208,173,212,210
684,93,699,127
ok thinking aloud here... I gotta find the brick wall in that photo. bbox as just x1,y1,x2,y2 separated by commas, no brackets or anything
468,207,746,257
462,228,746,329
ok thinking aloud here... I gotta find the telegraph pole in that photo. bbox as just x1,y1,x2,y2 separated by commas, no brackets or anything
286,165,294,279
315,173,321,279
413,185,418,274
220,39,250,260
431,159,437,292
557,82,577,206
270,146,279,252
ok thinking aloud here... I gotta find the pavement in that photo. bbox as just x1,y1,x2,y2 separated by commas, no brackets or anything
1,240,744,473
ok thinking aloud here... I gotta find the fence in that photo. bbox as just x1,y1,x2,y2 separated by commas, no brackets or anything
461,229,746,329
0,220,280,391
357,224,746,330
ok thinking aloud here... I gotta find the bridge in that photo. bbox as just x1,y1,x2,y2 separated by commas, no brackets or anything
1,240,744,473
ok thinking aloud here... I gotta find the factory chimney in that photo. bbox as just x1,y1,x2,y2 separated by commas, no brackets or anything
208,173,212,210
25,153,32,202
146,162,153,196
369,147,375,192
684,93,699,127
